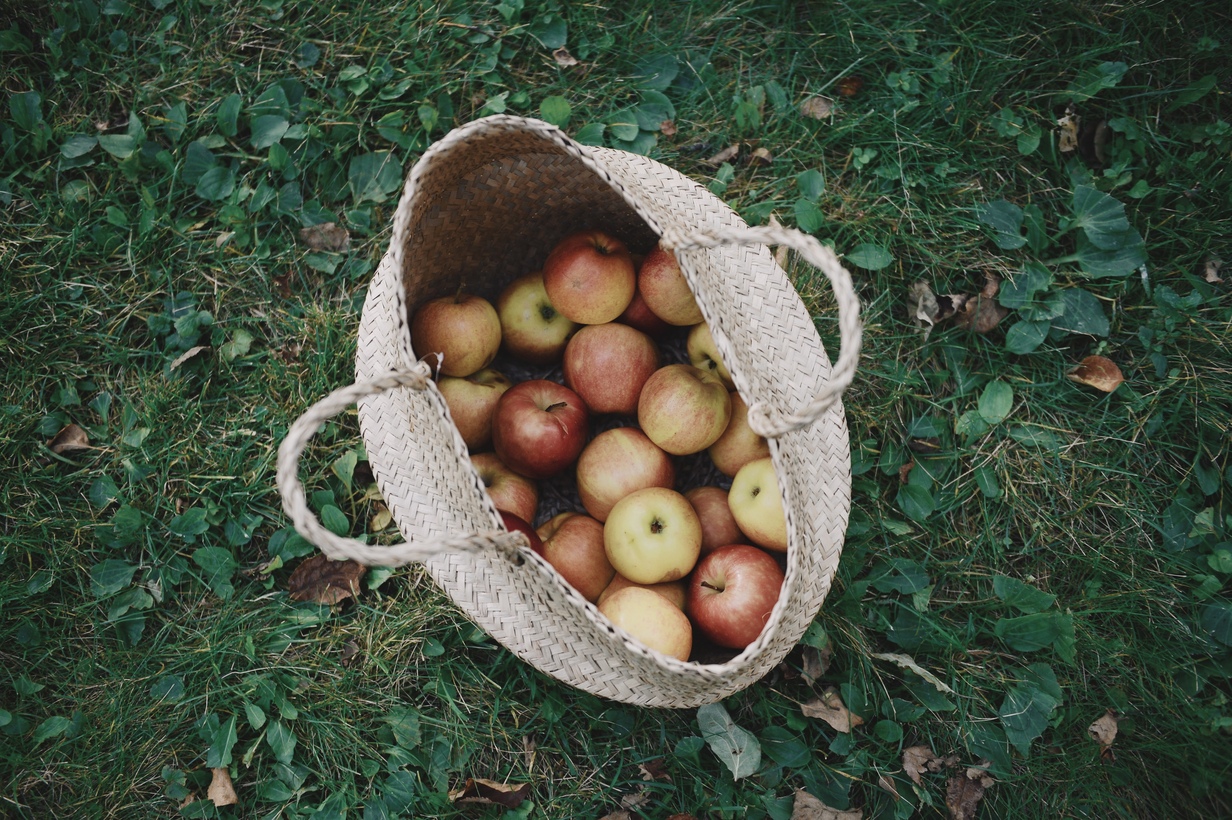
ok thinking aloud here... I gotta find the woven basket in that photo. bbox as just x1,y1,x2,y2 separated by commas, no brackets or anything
277,115,861,708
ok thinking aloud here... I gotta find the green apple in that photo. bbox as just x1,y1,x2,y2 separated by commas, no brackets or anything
687,322,734,390
598,586,693,661
727,457,788,552
603,487,702,584
497,271,578,364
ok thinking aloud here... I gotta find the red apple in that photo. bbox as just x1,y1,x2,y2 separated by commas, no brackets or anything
437,367,512,451
540,513,615,602
618,285,673,337
687,544,785,650
637,364,732,456
728,457,788,552
638,244,703,326
492,380,591,479
684,486,746,555
604,487,702,584
687,322,734,389
500,510,543,555
708,391,771,476
576,427,676,521
536,511,577,541
410,292,502,377
597,573,687,610
497,271,578,364
542,230,636,325
599,586,693,661
563,323,660,415
471,452,538,524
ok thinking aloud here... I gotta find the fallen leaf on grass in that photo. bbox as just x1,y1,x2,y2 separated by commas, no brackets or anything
792,788,863,819
287,554,366,604
800,95,835,119
801,644,832,685
870,652,956,694
1058,105,1079,153
298,222,351,253
908,280,941,340
878,775,902,801
952,273,1008,334
836,76,864,97
1067,356,1124,393
208,768,238,807
801,688,864,733
946,763,995,820
272,273,293,299
448,778,530,809
769,214,790,269
370,503,393,532
639,758,671,782
660,120,678,137
902,745,949,785
621,789,651,810
48,423,90,455
599,812,633,820
170,345,210,370
1204,257,1223,284
552,46,579,67
1088,709,1119,759
750,147,774,166
705,144,740,166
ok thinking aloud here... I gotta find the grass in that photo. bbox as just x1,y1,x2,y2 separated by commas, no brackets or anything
2,0,1230,817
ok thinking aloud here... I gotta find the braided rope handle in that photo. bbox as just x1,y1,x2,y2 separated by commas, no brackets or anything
662,224,862,439
275,364,526,567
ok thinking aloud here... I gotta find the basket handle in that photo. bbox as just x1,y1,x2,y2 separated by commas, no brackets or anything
276,365,527,567
662,224,862,439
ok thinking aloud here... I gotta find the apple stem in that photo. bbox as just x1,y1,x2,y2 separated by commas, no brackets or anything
453,282,467,303
544,401,568,413
701,580,724,592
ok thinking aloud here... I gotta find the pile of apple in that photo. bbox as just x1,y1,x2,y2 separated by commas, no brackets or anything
411,230,789,663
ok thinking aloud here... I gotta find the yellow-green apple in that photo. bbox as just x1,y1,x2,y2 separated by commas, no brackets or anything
576,427,675,521
410,292,501,377
687,322,734,389
617,285,672,338
684,485,746,555
604,487,702,584
728,457,788,552
542,230,636,325
708,391,771,476
598,586,693,661
638,244,703,326
496,271,578,364
536,511,576,541
500,510,543,556
540,513,615,602
491,379,590,479
437,367,512,451
471,452,538,523
597,573,687,610
686,544,785,650
563,323,660,415
637,364,732,456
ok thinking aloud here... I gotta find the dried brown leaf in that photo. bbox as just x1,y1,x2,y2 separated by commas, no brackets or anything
660,120,678,137
1067,355,1124,393
287,554,366,605
898,461,915,484
370,503,393,532
552,46,579,67
836,76,864,97
215,231,235,248
621,789,651,810
1058,105,1080,153
170,345,210,370
768,214,790,269
48,423,90,455
1204,257,1223,284
952,273,1008,334
599,811,634,820
1087,710,1119,749
870,652,955,695
935,293,969,323
946,763,995,820
298,222,351,253
800,95,835,119
791,788,863,819
273,273,293,299
340,639,361,666
448,778,531,809
903,745,943,785
523,735,537,771
878,775,902,801
909,280,940,339
750,147,774,166
208,768,238,807
801,688,864,733
705,144,740,166
639,758,671,782
801,644,832,685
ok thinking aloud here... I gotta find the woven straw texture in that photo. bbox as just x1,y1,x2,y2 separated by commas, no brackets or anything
279,116,858,708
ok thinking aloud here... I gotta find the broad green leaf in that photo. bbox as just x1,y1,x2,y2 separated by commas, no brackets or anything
528,13,567,48
169,507,210,540
896,484,935,522
1017,125,1041,156
182,141,217,185
998,677,1060,756
607,110,639,142
207,715,238,768
162,101,187,142
873,720,904,742
977,200,1027,250
249,84,290,118
793,198,824,234
100,503,144,548
634,90,675,129
1070,186,1132,250
383,707,421,749
975,465,1001,498
759,726,810,768
845,243,893,270
294,42,320,69
999,262,1051,309
9,91,43,131
869,558,930,594
97,134,138,159
538,95,571,128
61,134,98,158
195,165,235,201
1201,602,1232,646
267,720,297,764
1005,320,1049,354
1023,204,1048,253
320,505,349,536
1075,233,1145,278
331,450,359,492
616,130,657,156
192,547,237,599
1170,74,1217,109
220,328,254,361
244,701,266,730
348,151,403,204
1064,61,1127,101
993,576,1057,614
978,380,1013,424
150,675,185,702
382,771,417,814
796,169,825,201
1052,289,1109,336
635,53,679,91
90,559,137,597
955,409,990,439
573,122,605,146
249,114,288,149
697,702,761,780
216,93,242,137
1008,425,1060,450
33,716,72,744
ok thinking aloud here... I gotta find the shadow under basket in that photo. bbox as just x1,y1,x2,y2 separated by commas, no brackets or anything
278,115,861,708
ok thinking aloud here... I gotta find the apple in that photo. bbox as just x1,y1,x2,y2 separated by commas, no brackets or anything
410,292,502,377
687,322,734,390
536,511,577,541
638,244,703,326
687,544,785,650
496,271,578,364
471,452,538,524
708,391,771,476
637,364,732,456
604,487,702,584
728,457,788,552
597,573,686,611
684,486,746,555
617,285,672,337
576,427,675,521
437,367,512,451
598,586,693,662
540,514,615,602
492,380,591,479
563,323,660,415
542,230,636,325
500,510,543,556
